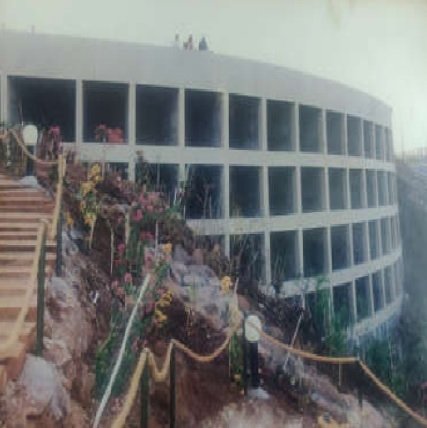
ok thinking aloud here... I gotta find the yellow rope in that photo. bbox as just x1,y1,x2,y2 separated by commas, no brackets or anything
4,129,59,166
147,342,174,382
252,321,427,427
110,303,242,427
257,327,357,364
49,154,66,240
171,307,242,364
110,350,148,428
109,312,427,428
358,361,427,427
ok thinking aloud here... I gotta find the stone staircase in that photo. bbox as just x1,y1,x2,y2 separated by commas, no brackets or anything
0,174,56,392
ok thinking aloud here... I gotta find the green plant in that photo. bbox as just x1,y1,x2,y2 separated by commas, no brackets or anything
229,333,244,387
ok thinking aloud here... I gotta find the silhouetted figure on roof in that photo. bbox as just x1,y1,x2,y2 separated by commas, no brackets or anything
183,35,194,50
199,36,208,51
173,34,180,48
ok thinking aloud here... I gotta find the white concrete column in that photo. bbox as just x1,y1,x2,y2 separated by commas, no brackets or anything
264,231,271,286
321,109,327,154
326,226,332,275
348,220,355,266
0,73,7,124
373,170,379,207
128,83,136,146
262,166,269,218
221,92,229,149
178,88,185,148
298,228,304,278
296,166,302,213
384,169,390,206
294,103,300,152
350,279,358,323
127,83,136,181
359,118,365,157
260,97,267,151
345,167,351,211
343,114,349,155
324,166,330,212
75,79,83,157
363,222,370,263
361,169,368,208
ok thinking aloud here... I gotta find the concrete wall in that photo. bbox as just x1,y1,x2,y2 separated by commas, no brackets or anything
0,30,402,339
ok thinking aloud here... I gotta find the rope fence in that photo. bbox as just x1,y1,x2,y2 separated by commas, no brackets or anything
104,310,427,428
0,129,59,166
93,275,151,428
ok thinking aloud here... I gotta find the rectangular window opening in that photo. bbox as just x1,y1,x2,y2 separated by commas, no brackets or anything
229,94,260,150
268,167,296,215
186,89,222,147
230,166,262,217
136,85,178,146
8,76,76,142
267,100,294,151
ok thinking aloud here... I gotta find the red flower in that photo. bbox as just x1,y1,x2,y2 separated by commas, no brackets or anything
133,209,143,222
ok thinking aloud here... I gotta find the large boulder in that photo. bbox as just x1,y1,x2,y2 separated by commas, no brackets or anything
1,356,69,426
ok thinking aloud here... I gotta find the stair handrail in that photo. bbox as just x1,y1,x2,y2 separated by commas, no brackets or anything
0,220,48,358
49,154,66,241
0,128,59,166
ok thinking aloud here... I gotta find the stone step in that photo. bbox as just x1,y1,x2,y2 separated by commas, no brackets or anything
0,195,50,202
0,213,52,223
0,266,51,278
0,295,37,321
0,223,42,231
0,190,45,198
0,278,30,292
0,321,36,343
0,252,55,266
0,240,56,251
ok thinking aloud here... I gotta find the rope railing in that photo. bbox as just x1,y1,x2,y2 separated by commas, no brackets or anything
0,127,67,243
49,154,66,240
0,220,48,358
0,129,59,166
93,275,152,428
252,322,427,427
108,311,427,428
0,127,66,360
107,301,242,428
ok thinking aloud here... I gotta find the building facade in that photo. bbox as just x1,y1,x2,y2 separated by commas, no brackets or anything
0,31,403,339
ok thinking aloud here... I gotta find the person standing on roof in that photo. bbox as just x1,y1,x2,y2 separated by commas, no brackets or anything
172,34,180,48
198,36,208,51
184,35,194,50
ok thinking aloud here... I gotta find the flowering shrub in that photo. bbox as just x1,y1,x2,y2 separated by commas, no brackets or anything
95,124,124,143
78,163,103,248
220,275,233,294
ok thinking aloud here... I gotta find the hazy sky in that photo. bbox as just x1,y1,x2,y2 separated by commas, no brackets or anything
1,0,426,152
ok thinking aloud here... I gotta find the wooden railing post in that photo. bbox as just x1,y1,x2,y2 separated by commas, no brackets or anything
169,347,176,428
55,202,63,276
36,223,47,356
140,361,149,428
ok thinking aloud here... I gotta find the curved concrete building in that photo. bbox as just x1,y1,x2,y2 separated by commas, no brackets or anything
0,31,403,339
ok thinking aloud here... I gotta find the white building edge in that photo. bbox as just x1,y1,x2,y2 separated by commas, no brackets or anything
0,30,403,341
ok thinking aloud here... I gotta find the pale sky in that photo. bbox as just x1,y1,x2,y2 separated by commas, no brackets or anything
1,0,426,153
